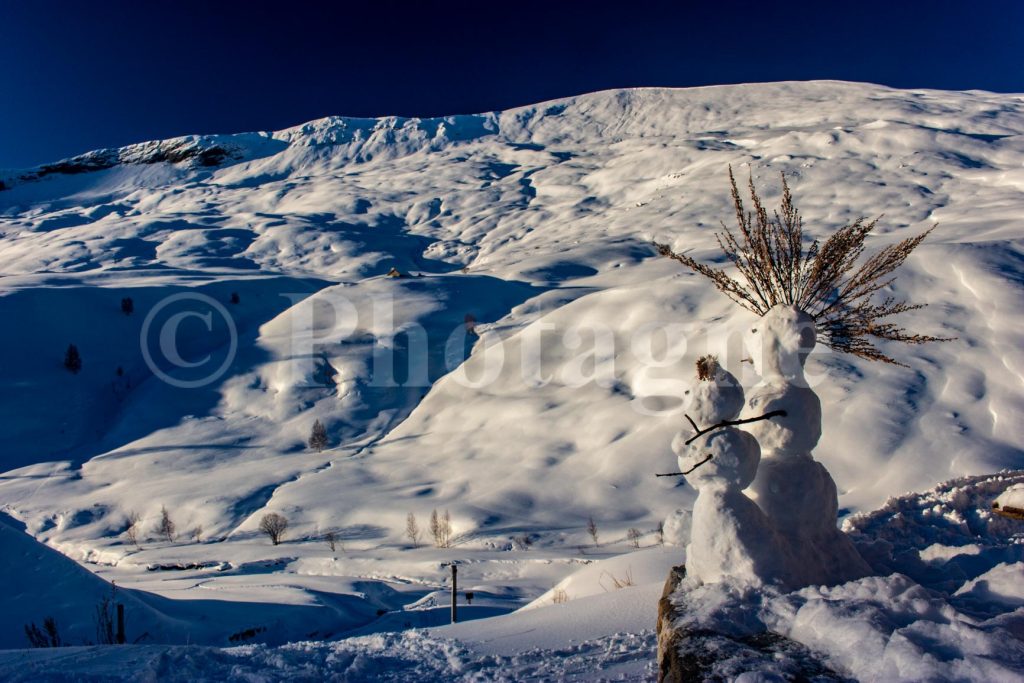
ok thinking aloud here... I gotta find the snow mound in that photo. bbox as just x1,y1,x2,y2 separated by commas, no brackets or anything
668,470,1024,682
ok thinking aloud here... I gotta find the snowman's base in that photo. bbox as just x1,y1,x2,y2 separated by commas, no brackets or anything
656,566,843,682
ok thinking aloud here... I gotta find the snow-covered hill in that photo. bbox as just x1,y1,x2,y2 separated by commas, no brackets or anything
0,81,1022,675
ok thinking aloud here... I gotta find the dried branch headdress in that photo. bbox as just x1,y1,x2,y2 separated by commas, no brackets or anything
656,168,950,365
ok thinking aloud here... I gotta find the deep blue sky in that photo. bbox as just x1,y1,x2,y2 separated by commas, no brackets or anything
2,0,1022,168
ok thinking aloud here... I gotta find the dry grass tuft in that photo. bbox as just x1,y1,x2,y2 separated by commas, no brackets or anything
695,355,719,381
599,568,635,591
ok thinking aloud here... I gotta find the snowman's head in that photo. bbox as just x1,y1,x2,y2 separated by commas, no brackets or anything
675,429,760,490
684,356,744,424
743,305,816,380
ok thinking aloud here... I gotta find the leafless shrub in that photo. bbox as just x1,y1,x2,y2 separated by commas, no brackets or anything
155,506,176,543
656,168,950,365
95,589,116,645
587,516,599,547
24,617,62,648
406,513,421,547
627,527,643,549
324,529,342,552
655,521,665,546
513,534,533,551
123,510,141,549
551,588,570,604
190,525,203,543
259,513,288,545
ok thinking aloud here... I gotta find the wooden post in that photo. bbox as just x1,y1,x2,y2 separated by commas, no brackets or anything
450,564,458,624
116,604,125,644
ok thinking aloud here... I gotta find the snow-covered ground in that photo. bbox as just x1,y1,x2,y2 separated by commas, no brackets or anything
0,81,1023,680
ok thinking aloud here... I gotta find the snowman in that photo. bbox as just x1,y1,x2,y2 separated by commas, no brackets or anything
742,306,870,586
672,357,797,589
657,169,946,588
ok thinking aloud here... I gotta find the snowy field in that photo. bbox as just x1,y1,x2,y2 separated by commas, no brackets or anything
0,81,1023,680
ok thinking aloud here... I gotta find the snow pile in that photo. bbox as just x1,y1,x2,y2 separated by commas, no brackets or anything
662,508,692,547
667,471,1024,681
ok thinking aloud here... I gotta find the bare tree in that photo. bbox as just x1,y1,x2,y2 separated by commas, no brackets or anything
190,525,203,543
155,506,176,543
442,510,453,548
627,527,642,549
123,510,141,549
308,419,328,452
655,168,950,365
587,516,599,547
429,509,453,548
405,512,421,547
655,521,665,546
324,529,341,552
259,513,288,545
429,509,442,548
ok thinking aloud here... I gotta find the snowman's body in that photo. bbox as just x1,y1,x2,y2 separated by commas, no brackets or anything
743,306,870,586
673,366,797,589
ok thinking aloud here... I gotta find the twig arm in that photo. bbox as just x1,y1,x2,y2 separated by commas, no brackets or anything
683,410,787,445
655,454,713,477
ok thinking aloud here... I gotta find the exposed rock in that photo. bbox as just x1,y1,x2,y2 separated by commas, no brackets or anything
656,564,688,682
1,138,241,191
656,564,846,682
993,503,1024,521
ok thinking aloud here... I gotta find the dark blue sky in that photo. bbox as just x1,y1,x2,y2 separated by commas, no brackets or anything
2,0,1022,168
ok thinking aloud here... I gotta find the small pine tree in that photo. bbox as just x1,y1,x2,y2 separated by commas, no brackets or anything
587,516,599,547
155,505,176,543
405,512,420,547
120,297,134,315
309,419,328,452
64,344,82,374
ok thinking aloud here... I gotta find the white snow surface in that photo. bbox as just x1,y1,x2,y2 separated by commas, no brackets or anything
0,81,1023,679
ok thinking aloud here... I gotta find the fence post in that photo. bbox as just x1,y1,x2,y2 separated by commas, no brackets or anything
116,604,125,644
450,563,458,624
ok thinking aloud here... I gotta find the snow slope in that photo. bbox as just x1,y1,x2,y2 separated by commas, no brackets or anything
0,81,1023,675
